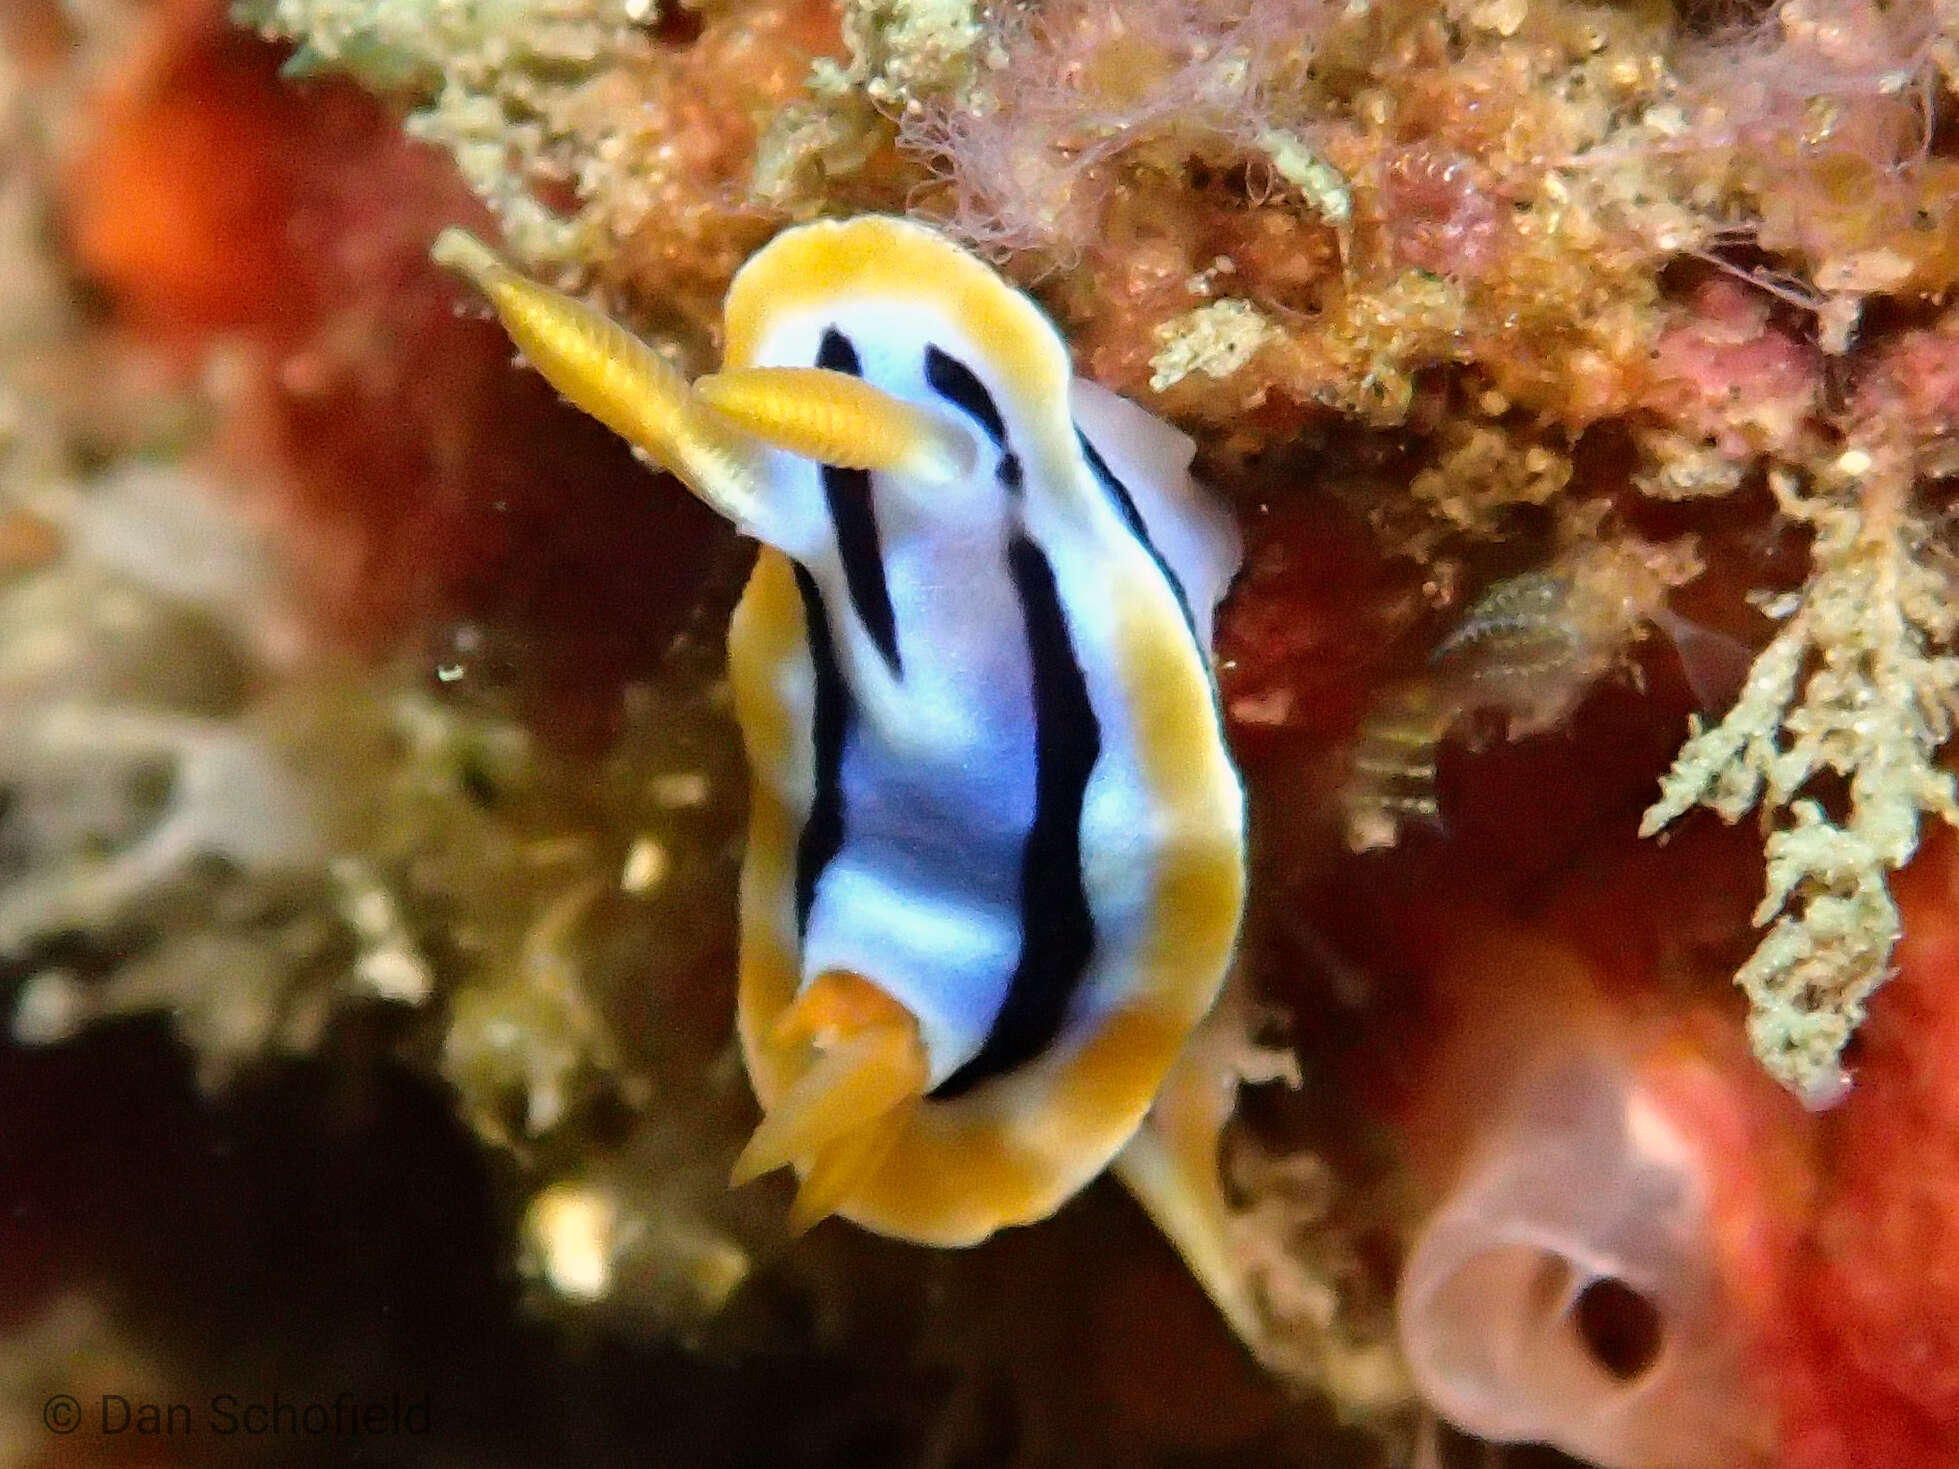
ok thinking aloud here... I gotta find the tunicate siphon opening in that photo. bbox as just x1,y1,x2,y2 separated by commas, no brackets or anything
1572,1277,1663,1383
1398,1056,1769,1469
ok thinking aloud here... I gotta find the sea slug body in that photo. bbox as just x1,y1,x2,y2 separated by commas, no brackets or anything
435,216,1247,1247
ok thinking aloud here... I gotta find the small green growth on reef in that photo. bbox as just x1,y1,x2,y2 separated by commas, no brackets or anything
237,0,653,264
1149,300,1280,393
754,0,987,212
1643,451,1959,1102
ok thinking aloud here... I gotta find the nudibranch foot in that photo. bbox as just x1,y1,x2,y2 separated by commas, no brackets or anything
1115,1119,1261,1347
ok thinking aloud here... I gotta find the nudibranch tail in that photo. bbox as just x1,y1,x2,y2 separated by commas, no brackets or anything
1113,1054,1262,1347
694,369,977,484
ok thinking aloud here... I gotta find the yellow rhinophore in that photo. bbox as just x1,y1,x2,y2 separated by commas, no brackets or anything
432,229,976,537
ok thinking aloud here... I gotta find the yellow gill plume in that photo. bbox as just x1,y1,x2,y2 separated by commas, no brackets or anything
730,970,928,1235
431,230,974,541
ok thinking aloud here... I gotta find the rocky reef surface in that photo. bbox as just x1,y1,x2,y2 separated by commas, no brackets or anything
6,0,1959,1465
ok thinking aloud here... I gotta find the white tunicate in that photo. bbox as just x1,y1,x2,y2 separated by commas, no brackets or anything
1397,1056,1771,1469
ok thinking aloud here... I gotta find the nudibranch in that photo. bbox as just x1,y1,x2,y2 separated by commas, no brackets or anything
433,217,1246,1249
